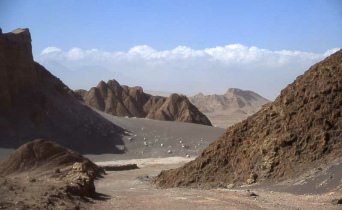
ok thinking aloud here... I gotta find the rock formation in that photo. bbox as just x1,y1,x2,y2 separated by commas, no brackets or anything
155,50,342,188
190,89,269,128
76,80,212,126
0,139,103,209
0,139,101,177
0,28,124,153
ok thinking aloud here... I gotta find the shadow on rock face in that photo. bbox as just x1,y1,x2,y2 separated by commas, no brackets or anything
0,29,126,154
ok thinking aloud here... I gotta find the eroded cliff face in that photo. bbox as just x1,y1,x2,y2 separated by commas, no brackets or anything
76,80,212,126
0,29,38,110
0,29,124,153
155,50,342,188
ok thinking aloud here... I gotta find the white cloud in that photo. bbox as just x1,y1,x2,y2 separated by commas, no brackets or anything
323,48,340,57
67,48,85,60
41,47,61,55
36,44,339,99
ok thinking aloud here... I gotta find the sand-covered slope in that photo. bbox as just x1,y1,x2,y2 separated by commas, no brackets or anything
85,111,225,161
75,80,212,126
0,28,124,154
155,50,342,188
190,89,269,128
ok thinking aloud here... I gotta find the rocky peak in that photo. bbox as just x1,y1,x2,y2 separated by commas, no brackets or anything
78,80,212,125
0,28,32,59
107,79,122,90
168,93,185,101
225,88,244,94
225,88,253,99
97,80,107,88
0,28,37,110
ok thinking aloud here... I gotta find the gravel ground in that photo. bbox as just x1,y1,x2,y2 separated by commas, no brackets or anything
85,110,225,161
0,113,225,162
88,158,342,210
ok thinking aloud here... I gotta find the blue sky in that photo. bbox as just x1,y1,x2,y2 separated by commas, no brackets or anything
0,0,341,98
1,0,341,54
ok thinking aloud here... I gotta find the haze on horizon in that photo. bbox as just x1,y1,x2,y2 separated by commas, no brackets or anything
1,0,341,99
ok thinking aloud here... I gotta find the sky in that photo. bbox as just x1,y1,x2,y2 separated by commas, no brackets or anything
1,0,341,99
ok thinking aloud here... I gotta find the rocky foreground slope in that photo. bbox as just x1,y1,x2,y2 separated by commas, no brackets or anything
0,28,124,153
75,80,212,126
0,139,103,209
190,89,269,128
155,50,342,188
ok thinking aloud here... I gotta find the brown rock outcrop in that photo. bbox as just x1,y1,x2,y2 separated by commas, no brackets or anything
76,80,212,126
155,50,342,188
0,139,101,177
0,139,104,209
0,28,124,153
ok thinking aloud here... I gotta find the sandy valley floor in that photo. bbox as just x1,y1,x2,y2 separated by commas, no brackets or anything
87,157,342,210
1,114,341,210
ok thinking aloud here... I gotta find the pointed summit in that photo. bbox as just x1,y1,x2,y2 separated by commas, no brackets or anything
77,80,212,125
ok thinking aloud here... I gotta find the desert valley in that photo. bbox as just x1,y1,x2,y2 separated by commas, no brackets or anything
0,27,341,210
0,1,341,210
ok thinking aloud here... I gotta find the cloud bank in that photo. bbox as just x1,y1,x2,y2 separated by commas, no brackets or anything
37,44,339,99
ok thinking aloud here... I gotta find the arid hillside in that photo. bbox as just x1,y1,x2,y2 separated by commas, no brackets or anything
190,89,269,128
75,80,212,126
0,139,103,209
0,28,124,153
155,50,342,188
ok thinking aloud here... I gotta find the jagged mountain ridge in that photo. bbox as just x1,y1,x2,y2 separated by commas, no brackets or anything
75,80,212,126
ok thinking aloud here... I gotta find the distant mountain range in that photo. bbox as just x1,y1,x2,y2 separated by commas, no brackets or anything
189,88,269,128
